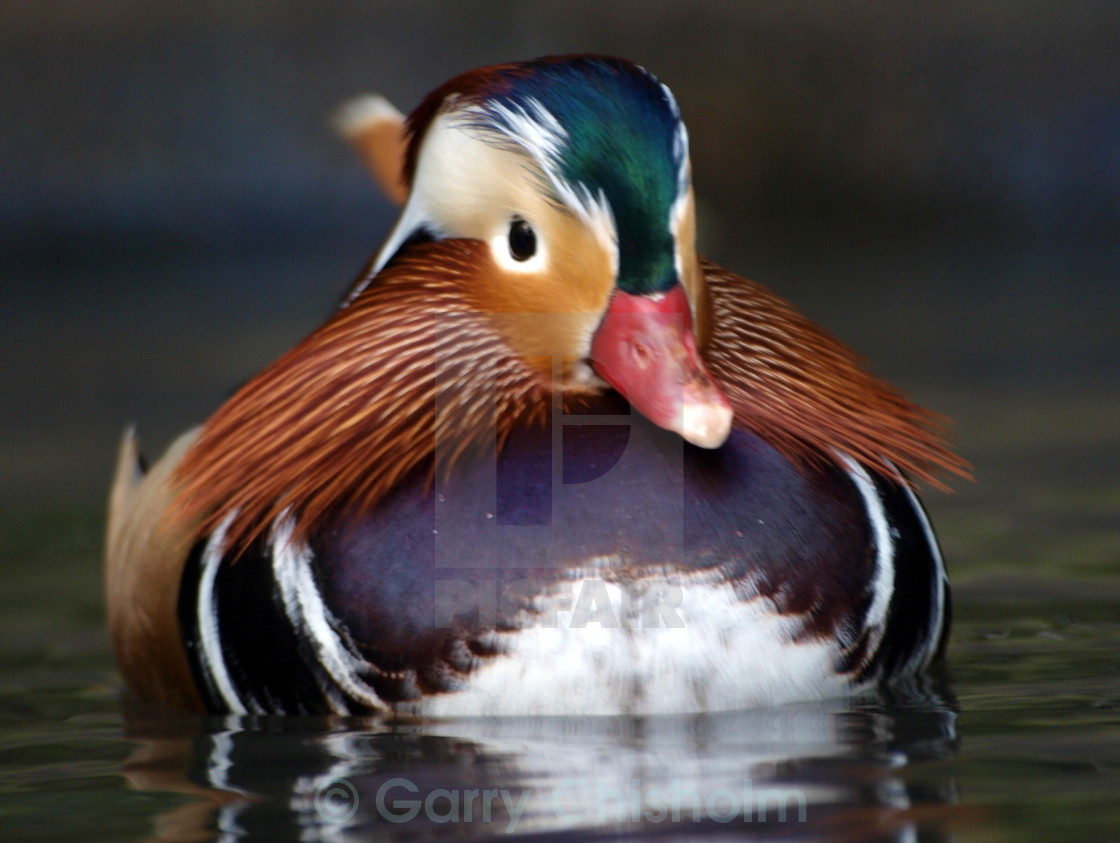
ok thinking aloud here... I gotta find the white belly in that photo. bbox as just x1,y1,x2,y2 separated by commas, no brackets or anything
400,575,857,718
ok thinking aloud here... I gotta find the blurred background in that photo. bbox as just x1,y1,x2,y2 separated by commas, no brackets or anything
2,0,1117,537
3,5,1119,838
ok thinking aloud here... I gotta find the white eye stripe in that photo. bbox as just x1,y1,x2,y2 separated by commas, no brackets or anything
462,100,619,273
358,103,621,294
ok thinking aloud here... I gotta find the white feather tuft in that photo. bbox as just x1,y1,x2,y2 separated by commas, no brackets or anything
334,93,404,139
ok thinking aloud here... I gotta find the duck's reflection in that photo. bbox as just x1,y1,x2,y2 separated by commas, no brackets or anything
119,677,960,841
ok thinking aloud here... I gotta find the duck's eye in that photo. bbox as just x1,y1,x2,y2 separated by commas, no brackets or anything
508,218,536,262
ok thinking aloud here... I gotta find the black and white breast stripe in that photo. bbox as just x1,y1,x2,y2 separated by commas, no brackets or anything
177,464,949,716
840,457,949,684
178,515,387,716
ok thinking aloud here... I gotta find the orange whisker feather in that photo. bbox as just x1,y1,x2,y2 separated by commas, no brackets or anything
702,258,970,490
170,242,967,559
171,241,550,555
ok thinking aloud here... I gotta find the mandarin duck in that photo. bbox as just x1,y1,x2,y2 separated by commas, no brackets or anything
105,55,968,717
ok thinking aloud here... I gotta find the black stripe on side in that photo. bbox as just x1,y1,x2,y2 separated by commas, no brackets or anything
212,539,338,715
176,536,339,715
859,475,947,683
176,541,223,711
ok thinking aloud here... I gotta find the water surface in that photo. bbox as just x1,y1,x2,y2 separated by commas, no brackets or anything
3,376,1118,840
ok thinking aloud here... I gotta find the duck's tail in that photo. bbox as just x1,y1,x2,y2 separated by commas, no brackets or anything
104,426,205,709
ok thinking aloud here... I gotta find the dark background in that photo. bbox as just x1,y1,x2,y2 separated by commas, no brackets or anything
3,0,1118,516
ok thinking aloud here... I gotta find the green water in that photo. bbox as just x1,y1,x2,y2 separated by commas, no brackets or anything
2,396,1118,841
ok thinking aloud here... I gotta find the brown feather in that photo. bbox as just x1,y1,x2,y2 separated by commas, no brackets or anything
107,427,205,708
702,258,970,489
172,242,966,557
171,240,549,555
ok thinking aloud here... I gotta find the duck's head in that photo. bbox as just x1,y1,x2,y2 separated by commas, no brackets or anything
350,55,732,449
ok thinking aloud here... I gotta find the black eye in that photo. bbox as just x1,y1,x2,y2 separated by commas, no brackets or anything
508,218,536,261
